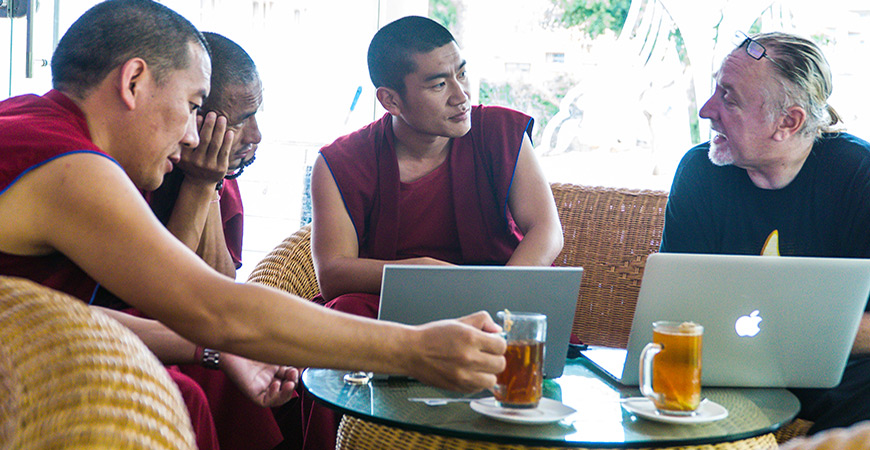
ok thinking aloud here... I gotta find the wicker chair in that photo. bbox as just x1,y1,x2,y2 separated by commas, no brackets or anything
246,223,318,299
0,276,196,450
335,415,778,450
549,183,668,349
246,183,806,448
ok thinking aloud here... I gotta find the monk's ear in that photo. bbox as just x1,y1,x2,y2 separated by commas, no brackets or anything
376,87,403,115
773,106,807,141
117,58,148,111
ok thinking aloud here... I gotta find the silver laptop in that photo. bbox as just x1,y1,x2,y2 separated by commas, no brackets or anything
377,265,583,379
582,253,870,388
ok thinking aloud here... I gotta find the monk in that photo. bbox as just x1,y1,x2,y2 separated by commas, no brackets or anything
311,15,562,320
147,32,259,278
304,15,564,450
137,32,285,450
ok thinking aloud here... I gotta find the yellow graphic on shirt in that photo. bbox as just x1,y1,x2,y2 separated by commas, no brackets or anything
761,230,780,256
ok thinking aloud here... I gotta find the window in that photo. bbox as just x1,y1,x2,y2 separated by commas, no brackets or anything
5,0,870,280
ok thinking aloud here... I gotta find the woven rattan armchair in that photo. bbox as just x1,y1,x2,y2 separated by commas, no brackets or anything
0,276,196,449
335,415,778,450
246,223,318,299
549,183,668,349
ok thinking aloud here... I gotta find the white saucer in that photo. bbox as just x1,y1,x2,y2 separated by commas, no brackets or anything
620,397,728,424
469,397,576,425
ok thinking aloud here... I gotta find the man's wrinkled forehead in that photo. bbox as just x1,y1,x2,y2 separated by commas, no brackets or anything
222,80,264,123
713,51,750,85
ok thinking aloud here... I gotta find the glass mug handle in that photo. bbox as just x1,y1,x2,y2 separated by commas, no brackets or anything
639,342,663,404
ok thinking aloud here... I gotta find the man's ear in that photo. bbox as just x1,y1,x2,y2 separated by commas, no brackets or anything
773,106,807,141
117,58,148,111
375,87,402,115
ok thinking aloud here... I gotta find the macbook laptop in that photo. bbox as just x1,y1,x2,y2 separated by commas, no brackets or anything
377,265,584,379
582,253,870,388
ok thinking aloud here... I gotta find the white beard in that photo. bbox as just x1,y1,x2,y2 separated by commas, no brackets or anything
708,141,735,167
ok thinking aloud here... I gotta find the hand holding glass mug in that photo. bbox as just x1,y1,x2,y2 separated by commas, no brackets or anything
639,321,703,415
493,311,547,409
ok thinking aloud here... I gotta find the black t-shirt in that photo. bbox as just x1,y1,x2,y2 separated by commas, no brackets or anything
663,133,870,256
661,133,870,311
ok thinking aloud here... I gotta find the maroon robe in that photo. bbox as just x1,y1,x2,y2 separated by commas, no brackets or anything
320,105,529,264
312,105,531,309
220,178,244,269
322,151,463,317
303,105,533,450
0,90,221,450
0,90,108,303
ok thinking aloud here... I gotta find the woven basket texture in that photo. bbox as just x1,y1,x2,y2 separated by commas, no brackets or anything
247,223,319,300
549,183,668,349
0,276,196,450
336,415,779,450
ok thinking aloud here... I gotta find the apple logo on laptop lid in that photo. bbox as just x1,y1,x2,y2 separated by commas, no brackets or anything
735,310,762,337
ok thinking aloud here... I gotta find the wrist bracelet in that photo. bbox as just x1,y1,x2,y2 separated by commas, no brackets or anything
195,346,221,370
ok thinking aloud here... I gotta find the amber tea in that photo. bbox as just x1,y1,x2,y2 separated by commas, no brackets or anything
494,340,544,408
640,321,703,415
494,311,547,409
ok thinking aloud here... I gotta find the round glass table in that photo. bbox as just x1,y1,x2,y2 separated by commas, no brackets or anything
302,357,800,448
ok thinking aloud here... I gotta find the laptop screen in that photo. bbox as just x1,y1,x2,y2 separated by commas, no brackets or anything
584,253,870,388
378,265,583,379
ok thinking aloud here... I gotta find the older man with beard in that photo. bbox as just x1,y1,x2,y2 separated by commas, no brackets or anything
142,32,287,450
660,31,870,434
147,31,262,278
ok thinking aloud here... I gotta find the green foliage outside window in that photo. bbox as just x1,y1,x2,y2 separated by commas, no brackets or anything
429,0,457,30
550,0,632,39
479,77,575,145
